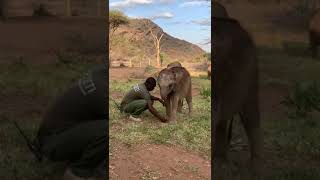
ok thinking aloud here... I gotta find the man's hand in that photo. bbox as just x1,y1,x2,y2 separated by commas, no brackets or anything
147,100,168,123
159,99,165,107
151,96,165,106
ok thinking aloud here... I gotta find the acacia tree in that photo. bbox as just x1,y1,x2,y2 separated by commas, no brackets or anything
109,10,129,66
143,19,164,67
109,10,129,37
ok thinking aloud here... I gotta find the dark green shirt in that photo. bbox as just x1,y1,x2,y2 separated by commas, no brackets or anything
120,83,151,110
37,66,107,140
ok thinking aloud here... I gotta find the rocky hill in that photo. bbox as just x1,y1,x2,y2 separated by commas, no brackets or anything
110,18,207,67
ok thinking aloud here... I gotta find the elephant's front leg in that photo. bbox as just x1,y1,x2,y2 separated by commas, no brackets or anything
165,98,171,120
170,95,180,122
177,99,183,113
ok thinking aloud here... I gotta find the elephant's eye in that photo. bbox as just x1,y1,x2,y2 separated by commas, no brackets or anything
169,84,173,88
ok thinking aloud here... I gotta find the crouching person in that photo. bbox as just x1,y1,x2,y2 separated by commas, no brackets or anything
36,66,107,180
120,77,167,123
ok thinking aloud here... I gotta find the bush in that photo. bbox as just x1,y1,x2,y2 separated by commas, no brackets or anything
144,65,156,73
282,41,309,57
33,4,52,17
200,87,211,99
281,81,320,118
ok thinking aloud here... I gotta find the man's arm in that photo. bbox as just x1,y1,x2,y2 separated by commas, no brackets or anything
147,100,167,122
151,95,165,106
151,95,160,101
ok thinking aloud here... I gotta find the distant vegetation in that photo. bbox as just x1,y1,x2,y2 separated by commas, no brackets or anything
108,10,207,67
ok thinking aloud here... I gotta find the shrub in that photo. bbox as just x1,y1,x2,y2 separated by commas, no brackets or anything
33,4,52,17
281,81,320,118
144,65,156,73
200,87,211,99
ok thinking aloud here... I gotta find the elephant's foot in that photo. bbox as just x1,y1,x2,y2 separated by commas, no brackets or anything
169,115,177,122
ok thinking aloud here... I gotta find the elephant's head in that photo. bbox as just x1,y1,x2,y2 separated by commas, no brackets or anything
157,68,176,101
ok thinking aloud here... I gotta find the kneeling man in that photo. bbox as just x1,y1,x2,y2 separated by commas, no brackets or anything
120,77,167,122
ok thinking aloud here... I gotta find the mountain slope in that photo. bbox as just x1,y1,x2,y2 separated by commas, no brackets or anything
110,18,207,66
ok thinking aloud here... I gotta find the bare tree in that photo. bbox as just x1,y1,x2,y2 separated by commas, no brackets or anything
143,19,165,68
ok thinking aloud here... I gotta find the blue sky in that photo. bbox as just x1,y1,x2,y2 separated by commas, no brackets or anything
109,0,211,52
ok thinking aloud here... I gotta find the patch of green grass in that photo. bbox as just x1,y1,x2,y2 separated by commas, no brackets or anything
265,168,320,180
0,116,67,180
192,77,210,88
109,78,211,158
263,114,320,160
0,61,95,98
109,80,139,93
140,168,161,180
258,46,320,87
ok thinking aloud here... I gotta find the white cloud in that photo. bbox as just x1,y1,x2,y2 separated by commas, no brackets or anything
126,12,174,20
179,0,209,7
191,19,210,26
166,21,188,25
127,14,144,19
201,37,211,45
110,0,153,9
150,12,174,20
159,0,175,4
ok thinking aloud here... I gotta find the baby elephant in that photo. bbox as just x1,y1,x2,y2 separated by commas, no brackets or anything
167,61,182,68
157,67,192,121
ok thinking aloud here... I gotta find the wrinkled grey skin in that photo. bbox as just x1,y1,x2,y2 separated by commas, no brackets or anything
166,61,184,111
167,61,182,69
157,67,192,121
213,16,262,178
213,1,229,18
309,10,320,58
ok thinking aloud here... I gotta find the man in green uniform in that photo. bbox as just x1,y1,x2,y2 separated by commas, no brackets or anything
36,65,107,180
120,77,167,122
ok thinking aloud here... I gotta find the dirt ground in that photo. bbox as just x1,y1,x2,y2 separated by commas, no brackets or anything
110,142,210,180
0,17,105,64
